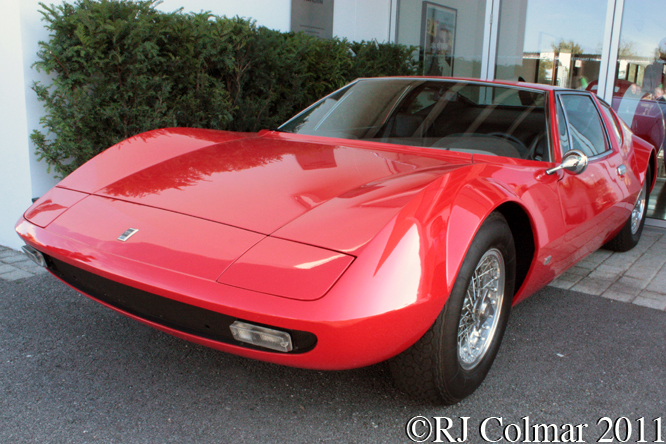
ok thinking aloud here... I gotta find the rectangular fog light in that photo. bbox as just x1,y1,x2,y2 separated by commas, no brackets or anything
22,245,46,268
229,321,293,352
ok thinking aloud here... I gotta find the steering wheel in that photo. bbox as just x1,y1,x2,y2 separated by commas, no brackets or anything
486,132,527,154
524,133,545,161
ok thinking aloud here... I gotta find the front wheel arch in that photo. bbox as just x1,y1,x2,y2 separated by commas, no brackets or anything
389,211,516,404
494,201,535,299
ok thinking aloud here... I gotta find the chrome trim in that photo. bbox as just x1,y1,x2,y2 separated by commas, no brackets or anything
546,149,589,175
588,149,613,161
22,245,46,268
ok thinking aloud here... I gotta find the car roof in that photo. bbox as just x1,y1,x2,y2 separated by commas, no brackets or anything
356,76,569,93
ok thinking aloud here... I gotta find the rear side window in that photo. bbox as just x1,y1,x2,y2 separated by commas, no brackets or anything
558,94,610,156
599,102,623,144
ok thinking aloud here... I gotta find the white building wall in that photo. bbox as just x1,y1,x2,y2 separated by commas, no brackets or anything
20,0,61,199
333,0,392,42
156,0,292,31
157,0,393,42
0,0,40,250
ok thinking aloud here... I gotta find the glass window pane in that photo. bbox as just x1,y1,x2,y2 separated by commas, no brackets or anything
494,0,608,89
559,95,609,156
598,103,622,144
612,0,666,220
396,0,487,79
556,100,571,154
281,79,548,160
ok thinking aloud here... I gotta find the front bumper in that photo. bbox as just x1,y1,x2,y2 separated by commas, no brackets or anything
16,217,440,370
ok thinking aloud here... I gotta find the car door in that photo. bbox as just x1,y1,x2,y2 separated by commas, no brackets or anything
554,92,627,266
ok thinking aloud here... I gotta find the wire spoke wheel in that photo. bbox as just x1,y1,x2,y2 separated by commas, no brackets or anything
457,248,505,370
631,181,647,235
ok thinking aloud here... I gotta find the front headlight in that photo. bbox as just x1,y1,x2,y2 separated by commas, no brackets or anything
217,236,354,301
23,187,88,228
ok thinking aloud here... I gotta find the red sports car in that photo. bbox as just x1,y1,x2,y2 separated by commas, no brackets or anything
16,78,656,404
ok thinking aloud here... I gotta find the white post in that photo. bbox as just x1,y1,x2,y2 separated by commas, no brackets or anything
598,0,624,102
481,0,500,81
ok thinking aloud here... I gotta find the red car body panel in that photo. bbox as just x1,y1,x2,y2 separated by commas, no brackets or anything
16,79,656,370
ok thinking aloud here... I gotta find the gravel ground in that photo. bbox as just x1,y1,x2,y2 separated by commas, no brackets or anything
1,274,665,443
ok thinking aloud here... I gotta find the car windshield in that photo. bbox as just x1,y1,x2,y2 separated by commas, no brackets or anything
279,78,550,161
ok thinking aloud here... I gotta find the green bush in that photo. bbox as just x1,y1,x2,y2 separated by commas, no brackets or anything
31,0,419,177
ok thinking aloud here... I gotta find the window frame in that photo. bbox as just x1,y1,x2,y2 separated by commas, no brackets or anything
555,91,614,160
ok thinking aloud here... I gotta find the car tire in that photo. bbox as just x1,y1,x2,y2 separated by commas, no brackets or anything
389,212,516,404
604,176,649,252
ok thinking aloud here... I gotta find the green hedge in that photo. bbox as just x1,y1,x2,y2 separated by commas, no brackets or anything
31,0,419,177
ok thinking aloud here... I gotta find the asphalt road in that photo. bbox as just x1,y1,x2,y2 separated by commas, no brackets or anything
2,274,666,444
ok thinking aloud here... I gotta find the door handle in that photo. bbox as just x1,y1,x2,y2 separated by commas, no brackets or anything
617,165,627,176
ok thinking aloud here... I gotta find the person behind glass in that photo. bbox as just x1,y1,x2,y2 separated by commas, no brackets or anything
427,26,453,76
643,37,666,101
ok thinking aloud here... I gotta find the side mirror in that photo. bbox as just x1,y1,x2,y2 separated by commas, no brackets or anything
546,149,589,175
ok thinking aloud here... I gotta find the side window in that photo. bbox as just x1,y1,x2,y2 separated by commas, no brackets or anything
598,102,623,145
558,94,610,157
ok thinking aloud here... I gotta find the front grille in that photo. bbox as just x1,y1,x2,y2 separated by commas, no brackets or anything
47,256,317,353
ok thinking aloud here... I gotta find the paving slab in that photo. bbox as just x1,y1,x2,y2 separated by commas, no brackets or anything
0,250,19,259
570,277,613,295
546,226,666,310
0,269,34,281
548,276,577,290
11,260,47,274
634,292,666,310
577,249,612,268
0,264,18,274
587,266,623,280
565,265,590,277
645,262,666,294
1,253,30,264
0,249,45,280
625,254,666,281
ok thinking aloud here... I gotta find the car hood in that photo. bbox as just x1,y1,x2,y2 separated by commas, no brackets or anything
58,129,471,254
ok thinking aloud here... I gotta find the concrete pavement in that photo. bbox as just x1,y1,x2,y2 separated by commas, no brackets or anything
549,226,666,311
0,245,48,281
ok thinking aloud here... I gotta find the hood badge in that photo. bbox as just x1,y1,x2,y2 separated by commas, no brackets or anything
118,228,139,242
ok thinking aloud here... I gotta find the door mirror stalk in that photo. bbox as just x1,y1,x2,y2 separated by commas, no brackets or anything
546,150,589,175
